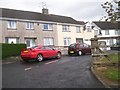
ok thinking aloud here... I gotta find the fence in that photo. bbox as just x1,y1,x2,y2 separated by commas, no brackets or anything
90,36,120,67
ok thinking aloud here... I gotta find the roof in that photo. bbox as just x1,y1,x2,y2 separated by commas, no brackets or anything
0,8,84,25
93,21,119,30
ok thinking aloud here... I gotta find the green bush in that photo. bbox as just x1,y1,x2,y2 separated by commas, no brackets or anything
2,43,26,59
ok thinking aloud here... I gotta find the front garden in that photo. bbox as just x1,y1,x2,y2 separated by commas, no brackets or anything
93,53,120,87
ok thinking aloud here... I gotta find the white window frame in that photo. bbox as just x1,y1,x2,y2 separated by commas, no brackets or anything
64,37,71,46
25,39,36,48
76,26,81,33
44,37,54,46
5,37,19,44
26,22,34,30
7,20,16,29
43,23,53,31
86,26,92,32
62,25,70,32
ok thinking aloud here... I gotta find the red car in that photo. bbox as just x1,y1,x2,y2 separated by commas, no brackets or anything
21,45,62,62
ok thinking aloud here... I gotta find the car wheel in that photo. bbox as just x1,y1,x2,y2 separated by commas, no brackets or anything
36,54,43,62
78,50,82,56
56,52,61,59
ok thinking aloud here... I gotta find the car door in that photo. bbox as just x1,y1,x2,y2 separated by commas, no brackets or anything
44,46,56,57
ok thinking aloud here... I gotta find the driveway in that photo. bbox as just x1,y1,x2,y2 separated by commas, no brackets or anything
2,55,105,88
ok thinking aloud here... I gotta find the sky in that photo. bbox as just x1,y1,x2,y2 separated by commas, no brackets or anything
0,0,113,22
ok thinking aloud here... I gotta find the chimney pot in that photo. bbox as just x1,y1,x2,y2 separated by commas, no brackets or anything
42,8,49,14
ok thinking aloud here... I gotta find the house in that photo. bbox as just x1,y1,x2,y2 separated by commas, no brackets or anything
0,8,85,48
84,21,119,46
92,21,120,46
83,21,96,45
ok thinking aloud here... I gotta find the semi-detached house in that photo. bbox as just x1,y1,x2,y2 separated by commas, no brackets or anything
85,21,120,46
92,21,119,46
0,8,85,48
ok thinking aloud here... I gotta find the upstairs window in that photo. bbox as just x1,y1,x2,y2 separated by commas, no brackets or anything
43,24,53,31
62,25,70,32
26,22,34,30
76,26,81,33
115,30,120,35
105,30,109,35
86,26,92,32
7,20,16,29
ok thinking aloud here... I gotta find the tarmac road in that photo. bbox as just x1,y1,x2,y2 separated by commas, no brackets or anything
2,55,105,88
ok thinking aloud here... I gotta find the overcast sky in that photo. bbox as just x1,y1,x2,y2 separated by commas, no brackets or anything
0,0,112,22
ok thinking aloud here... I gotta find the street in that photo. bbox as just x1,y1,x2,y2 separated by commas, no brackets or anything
2,55,105,88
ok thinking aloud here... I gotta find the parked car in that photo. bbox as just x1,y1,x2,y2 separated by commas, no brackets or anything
68,43,91,56
21,45,62,62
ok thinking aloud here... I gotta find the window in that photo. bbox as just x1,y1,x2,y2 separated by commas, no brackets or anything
76,38,83,43
86,26,92,32
84,43,89,47
43,24,53,31
44,46,53,50
105,30,109,35
76,26,81,33
64,37,71,46
44,38,54,46
5,37,19,44
25,39,36,48
7,20,16,29
62,25,70,32
115,30,120,35
26,22,34,29
109,39,114,46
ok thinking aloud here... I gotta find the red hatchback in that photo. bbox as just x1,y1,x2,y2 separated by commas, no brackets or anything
68,43,91,56
21,45,62,62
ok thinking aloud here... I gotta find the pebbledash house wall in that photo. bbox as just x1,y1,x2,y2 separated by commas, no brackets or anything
56,23,84,46
1,19,58,46
1,19,84,47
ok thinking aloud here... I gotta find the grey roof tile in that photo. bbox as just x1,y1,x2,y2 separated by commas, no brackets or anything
0,8,84,25
93,21,119,30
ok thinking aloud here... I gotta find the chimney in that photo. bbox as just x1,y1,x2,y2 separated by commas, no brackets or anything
42,8,49,14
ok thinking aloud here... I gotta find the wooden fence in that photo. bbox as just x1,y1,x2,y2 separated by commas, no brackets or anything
90,36,120,67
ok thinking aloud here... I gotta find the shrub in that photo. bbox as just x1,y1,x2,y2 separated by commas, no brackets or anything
2,43,26,59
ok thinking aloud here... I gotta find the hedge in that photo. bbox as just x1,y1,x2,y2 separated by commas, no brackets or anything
1,43,26,59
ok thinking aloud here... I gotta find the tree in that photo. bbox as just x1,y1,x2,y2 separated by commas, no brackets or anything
101,0,120,22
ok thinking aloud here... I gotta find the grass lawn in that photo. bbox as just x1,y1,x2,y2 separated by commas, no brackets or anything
104,68,120,81
101,53,120,63
98,53,120,81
